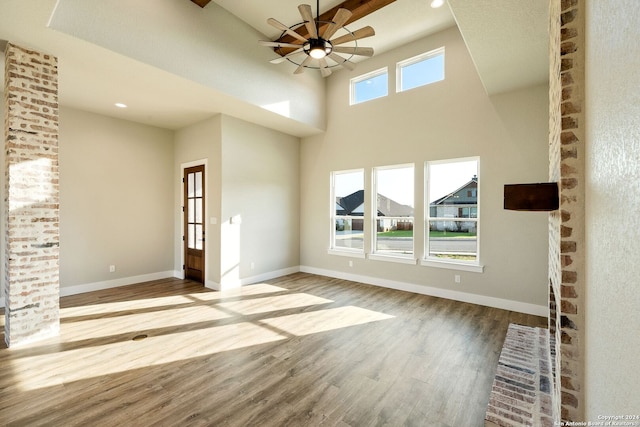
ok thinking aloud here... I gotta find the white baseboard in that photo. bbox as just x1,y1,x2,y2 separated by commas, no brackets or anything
299,265,548,317
59,271,177,298
206,266,301,291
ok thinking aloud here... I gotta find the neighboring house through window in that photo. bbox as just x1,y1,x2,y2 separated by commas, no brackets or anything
424,157,482,271
371,164,415,262
330,169,365,256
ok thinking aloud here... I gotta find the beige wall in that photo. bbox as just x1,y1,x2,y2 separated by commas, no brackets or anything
300,26,550,308
174,114,300,288
58,107,174,287
173,115,223,284
584,1,640,416
220,115,300,286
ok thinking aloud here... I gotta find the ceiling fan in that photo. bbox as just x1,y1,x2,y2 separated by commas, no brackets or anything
259,1,376,77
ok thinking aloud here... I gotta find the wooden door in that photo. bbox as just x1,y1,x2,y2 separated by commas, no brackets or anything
184,165,205,283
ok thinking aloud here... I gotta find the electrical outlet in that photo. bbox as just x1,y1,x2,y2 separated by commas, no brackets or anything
109,265,116,273
348,260,353,267
250,262,255,270
454,274,461,283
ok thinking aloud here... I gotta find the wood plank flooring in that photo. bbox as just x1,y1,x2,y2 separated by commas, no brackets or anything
0,273,546,426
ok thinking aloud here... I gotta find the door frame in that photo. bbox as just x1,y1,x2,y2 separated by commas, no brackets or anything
180,159,208,284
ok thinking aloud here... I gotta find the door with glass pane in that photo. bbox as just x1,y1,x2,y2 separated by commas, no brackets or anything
184,165,205,283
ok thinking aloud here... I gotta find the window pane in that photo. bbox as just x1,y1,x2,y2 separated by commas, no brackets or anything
374,165,414,256
375,166,414,216
351,69,388,105
188,224,195,249
428,220,477,262
195,224,203,250
188,198,195,223
332,170,364,252
195,198,202,223
188,173,195,198
195,172,203,197
335,217,364,250
376,218,413,255
427,158,479,262
400,52,444,92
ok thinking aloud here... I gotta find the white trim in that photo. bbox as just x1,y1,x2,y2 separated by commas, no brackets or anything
396,46,445,93
349,66,389,105
368,253,417,265
59,271,177,298
206,266,300,291
173,270,185,279
299,265,547,317
180,159,208,284
420,259,485,273
328,249,366,259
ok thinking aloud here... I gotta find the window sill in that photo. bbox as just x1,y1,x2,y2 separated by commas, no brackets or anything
328,249,366,259
420,258,484,273
368,253,417,265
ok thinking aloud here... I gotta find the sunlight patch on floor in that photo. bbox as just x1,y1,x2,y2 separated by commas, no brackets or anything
259,306,395,336
217,293,333,315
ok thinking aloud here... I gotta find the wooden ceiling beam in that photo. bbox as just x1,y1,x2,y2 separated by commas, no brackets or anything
275,0,395,52
190,0,212,8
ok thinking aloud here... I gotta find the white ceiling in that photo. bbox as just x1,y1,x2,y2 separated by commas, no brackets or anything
0,0,548,136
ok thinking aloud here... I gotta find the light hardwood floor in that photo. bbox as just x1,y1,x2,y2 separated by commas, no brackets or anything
0,273,546,426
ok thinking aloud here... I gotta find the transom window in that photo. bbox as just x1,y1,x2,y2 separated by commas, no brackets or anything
350,67,388,105
397,47,445,92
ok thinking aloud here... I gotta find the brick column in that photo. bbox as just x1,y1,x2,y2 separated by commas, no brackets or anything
548,0,585,421
3,43,60,347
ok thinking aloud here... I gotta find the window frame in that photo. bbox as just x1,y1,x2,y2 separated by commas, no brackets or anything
329,169,366,258
369,163,416,264
422,157,484,273
396,47,445,93
350,67,389,105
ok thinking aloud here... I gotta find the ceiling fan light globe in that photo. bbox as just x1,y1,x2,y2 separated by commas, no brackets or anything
309,47,327,59
430,0,445,8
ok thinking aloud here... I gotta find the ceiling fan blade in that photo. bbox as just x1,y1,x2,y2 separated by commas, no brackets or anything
329,53,356,70
322,8,352,40
332,46,374,57
294,56,314,75
269,48,304,64
298,4,318,39
259,41,302,49
267,18,308,43
330,26,376,46
319,58,332,77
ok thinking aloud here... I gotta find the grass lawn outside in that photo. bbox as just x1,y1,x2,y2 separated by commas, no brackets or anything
377,230,476,238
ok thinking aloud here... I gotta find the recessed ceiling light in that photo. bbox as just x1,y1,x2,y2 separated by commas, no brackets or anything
115,103,127,108
431,0,445,8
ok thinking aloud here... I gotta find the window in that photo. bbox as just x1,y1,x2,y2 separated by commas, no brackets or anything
397,47,445,92
424,158,480,270
350,67,388,105
330,169,365,255
371,164,415,262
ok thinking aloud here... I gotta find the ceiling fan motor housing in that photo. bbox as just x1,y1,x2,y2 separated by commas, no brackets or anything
304,38,333,59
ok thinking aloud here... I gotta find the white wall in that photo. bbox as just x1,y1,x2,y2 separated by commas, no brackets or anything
59,107,175,287
174,114,300,288
173,115,222,284
49,0,326,131
584,1,640,416
300,27,549,310
219,115,300,287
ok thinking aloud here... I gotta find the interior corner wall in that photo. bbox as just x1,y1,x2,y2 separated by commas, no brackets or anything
584,0,640,418
59,107,175,288
219,115,300,287
173,115,222,286
300,26,550,309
